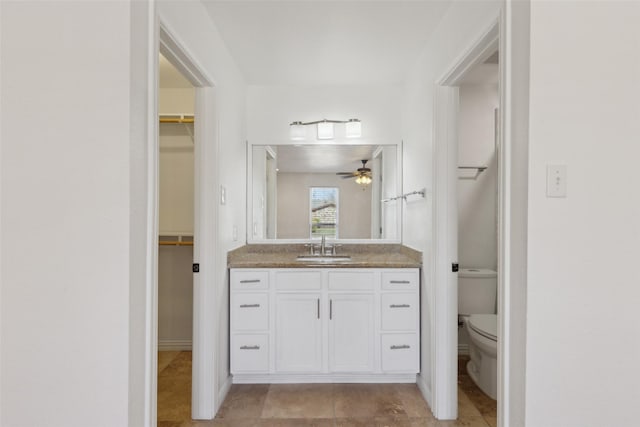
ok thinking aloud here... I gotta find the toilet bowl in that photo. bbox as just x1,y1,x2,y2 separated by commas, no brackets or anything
465,313,497,400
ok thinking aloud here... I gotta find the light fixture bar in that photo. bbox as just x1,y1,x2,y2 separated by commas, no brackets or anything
289,118,359,126
289,118,362,140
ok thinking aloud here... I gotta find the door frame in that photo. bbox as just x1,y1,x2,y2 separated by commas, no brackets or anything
150,20,218,422
431,18,503,421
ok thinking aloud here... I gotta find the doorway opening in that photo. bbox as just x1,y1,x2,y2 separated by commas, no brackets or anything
432,19,506,425
157,52,196,423
150,23,218,424
455,49,500,427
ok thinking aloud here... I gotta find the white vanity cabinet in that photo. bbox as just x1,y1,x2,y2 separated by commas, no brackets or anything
230,267,419,383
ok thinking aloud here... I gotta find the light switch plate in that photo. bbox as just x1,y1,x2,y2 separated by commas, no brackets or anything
546,165,567,198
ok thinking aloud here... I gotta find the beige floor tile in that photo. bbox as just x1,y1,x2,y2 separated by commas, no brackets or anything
159,351,182,373
393,384,436,419
483,416,497,427
258,418,334,426
160,351,193,378
435,416,489,427
261,384,334,419
216,384,270,419
457,375,496,418
336,416,435,427
334,384,407,419
409,418,439,427
456,389,483,419
188,419,259,427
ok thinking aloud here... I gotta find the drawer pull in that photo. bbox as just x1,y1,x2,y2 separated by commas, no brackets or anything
390,304,410,308
390,344,411,350
239,304,260,308
389,280,411,284
240,345,260,350
240,279,261,284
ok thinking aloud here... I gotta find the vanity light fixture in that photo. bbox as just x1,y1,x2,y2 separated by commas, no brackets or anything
317,121,334,140
345,119,362,138
289,121,306,141
289,118,362,140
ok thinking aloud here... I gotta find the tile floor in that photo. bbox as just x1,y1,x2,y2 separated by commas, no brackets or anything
158,352,496,427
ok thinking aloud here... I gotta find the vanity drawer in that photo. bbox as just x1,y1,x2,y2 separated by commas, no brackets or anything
381,271,419,291
275,270,322,290
232,293,269,331
381,333,419,373
381,293,418,331
328,271,374,291
231,334,269,373
231,270,269,290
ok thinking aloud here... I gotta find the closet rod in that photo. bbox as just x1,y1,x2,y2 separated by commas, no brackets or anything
159,117,194,124
159,241,194,247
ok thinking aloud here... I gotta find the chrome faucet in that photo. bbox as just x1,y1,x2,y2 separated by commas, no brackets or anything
320,235,326,255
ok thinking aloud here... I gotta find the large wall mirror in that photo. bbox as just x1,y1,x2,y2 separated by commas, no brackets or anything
247,142,402,242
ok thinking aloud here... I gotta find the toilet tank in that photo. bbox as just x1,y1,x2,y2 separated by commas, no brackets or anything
458,268,497,315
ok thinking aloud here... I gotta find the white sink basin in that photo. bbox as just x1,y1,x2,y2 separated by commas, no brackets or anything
296,255,352,263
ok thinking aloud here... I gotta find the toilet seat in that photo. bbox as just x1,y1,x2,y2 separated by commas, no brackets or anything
468,314,497,342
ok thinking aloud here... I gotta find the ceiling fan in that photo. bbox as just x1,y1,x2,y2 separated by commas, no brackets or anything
336,159,373,184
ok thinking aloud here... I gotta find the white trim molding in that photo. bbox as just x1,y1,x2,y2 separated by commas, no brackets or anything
232,374,418,384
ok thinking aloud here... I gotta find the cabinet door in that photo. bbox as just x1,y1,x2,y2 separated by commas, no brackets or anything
329,294,374,372
275,293,322,372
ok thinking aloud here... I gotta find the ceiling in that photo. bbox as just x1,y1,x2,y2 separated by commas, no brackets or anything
272,144,379,173
202,1,452,86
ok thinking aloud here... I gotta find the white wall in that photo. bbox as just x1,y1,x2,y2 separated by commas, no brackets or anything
158,88,195,348
401,0,501,408
247,85,402,145
0,1,247,425
276,173,372,239
458,83,498,270
1,2,131,425
158,246,194,347
159,88,195,114
525,2,640,426
457,83,498,353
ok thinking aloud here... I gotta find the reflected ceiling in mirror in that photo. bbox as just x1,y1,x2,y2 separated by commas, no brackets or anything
248,143,402,242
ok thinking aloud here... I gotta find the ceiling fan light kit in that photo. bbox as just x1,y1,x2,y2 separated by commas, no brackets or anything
289,118,362,140
337,159,373,185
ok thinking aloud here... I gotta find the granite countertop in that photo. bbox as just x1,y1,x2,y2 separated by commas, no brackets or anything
227,244,421,269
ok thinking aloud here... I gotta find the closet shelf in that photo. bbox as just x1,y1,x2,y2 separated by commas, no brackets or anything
159,233,194,247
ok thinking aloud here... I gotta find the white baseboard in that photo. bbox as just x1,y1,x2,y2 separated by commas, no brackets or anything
416,373,432,409
232,373,417,384
215,375,233,415
458,344,469,355
158,339,192,351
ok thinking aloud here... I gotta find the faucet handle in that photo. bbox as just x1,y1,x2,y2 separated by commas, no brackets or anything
331,244,342,255
304,243,314,255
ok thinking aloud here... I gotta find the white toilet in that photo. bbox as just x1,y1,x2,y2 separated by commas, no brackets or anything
458,268,497,400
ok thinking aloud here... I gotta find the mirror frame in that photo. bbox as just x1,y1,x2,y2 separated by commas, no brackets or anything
246,139,403,244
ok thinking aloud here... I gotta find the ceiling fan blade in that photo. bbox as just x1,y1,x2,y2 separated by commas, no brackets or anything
336,172,356,175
